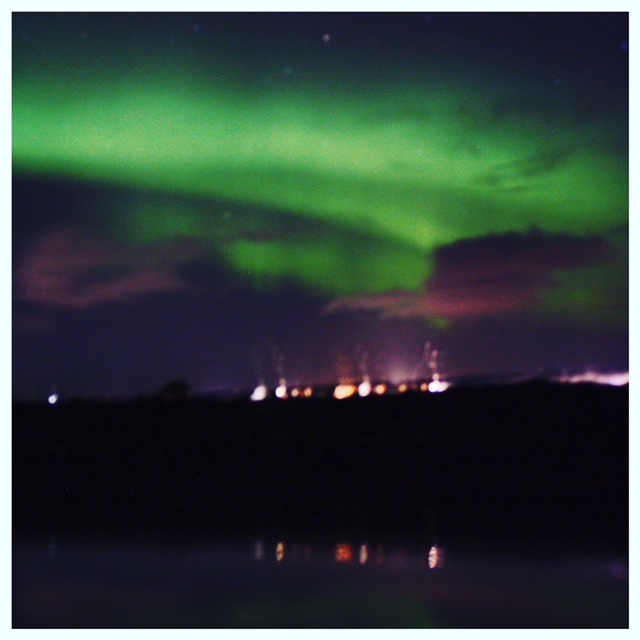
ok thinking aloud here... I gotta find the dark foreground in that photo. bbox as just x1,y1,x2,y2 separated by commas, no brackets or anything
13,381,629,627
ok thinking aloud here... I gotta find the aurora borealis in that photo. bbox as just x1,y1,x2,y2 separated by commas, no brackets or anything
12,11,629,399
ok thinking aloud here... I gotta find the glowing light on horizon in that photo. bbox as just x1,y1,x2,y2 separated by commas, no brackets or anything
250,384,268,401
275,379,288,399
276,541,285,562
374,383,387,395
428,379,450,393
398,382,409,393
554,370,629,386
47,393,58,405
358,377,371,397
254,540,264,561
359,544,369,564
333,383,357,400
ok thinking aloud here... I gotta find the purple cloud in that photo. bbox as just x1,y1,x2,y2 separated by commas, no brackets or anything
15,228,201,309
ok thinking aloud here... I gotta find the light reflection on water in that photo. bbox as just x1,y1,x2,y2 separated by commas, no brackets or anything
12,535,628,628
251,538,444,570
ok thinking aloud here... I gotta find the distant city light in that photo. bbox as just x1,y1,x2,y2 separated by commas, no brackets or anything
254,540,264,561
398,382,409,393
333,383,357,400
428,379,450,393
358,378,371,397
275,380,287,399
276,541,285,562
47,393,58,405
359,544,369,564
374,383,387,395
288,387,314,398
554,370,629,387
250,384,268,401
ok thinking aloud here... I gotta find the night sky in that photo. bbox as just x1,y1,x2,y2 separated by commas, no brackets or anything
11,11,629,400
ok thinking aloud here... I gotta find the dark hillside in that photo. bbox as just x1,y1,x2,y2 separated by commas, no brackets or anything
13,382,628,552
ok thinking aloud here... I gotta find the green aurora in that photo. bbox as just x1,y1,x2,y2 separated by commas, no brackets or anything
12,15,628,325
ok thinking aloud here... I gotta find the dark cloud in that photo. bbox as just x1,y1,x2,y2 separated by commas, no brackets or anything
432,229,610,276
326,229,612,321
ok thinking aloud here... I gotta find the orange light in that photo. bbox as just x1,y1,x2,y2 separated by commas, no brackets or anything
335,543,353,562
333,383,357,399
